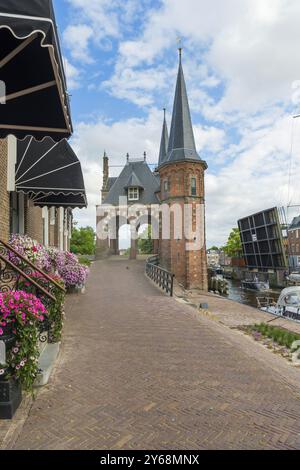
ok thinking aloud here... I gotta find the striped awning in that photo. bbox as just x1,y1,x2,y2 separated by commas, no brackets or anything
0,0,72,141
15,136,87,209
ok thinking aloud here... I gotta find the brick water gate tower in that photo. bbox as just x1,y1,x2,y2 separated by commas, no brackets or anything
96,50,208,291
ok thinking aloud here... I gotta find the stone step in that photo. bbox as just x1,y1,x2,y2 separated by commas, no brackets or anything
35,343,60,388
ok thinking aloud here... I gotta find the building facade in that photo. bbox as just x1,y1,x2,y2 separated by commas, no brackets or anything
0,138,75,252
96,51,208,290
207,250,220,267
288,216,300,270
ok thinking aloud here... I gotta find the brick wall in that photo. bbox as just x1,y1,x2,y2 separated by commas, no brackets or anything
158,161,208,291
26,200,44,244
0,139,10,242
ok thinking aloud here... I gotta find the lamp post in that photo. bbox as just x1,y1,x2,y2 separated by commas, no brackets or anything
0,326,22,420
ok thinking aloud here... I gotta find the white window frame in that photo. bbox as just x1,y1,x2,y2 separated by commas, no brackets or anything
7,135,17,192
50,206,56,225
128,187,139,201
59,207,64,251
42,207,49,247
163,179,169,192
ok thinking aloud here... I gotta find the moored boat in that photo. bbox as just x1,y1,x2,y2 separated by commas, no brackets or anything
241,280,270,291
257,286,300,322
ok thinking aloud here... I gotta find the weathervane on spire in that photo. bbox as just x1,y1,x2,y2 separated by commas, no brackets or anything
176,37,183,60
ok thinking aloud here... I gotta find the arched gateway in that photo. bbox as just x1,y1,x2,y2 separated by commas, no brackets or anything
96,51,208,290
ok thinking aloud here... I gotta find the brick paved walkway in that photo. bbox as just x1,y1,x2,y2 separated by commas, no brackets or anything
11,259,300,450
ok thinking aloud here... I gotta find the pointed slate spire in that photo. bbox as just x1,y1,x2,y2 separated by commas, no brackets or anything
167,49,200,162
158,108,169,167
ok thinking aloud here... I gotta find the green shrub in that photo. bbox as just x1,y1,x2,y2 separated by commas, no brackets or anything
251,323,300,350
78,255,92,267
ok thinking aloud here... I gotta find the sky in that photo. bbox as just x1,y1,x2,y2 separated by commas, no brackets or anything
53,0,300,247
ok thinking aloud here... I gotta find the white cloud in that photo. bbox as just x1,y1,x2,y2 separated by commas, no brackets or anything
70,109,227,231
206,113,300,246
71,109,300,247
105,0,300,117
63,24,94,64
64,57,81,90
63,0,300,247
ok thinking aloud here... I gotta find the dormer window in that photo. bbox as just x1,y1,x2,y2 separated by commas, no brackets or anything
128,187,140,201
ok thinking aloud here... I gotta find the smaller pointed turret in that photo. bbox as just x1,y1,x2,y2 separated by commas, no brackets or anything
158,108,169,167
101,150,109,203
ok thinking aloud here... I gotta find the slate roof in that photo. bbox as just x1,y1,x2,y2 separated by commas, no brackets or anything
158,110,169,166
124,171,144,189
104,161,160,205
107,177,117,190
163,51,207,167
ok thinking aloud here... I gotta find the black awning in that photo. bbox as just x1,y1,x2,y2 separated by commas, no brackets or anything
15,136,87,208
0,0,72,141
32,193,87,209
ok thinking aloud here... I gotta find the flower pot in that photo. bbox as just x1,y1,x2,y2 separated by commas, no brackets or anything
0,377,22,419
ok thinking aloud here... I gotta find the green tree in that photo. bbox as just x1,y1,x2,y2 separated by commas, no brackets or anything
138,226,153,254
223,228,242,258
70,226,95,255
208,246,219,251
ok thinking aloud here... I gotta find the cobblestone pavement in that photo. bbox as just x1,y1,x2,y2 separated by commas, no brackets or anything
10,259,300,450
174,285,300,334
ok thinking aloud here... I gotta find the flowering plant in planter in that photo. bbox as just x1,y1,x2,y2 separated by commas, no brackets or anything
9,234,51,272
19,271,66,344
59,263,89,289
48,249,89,289
0,291,47,391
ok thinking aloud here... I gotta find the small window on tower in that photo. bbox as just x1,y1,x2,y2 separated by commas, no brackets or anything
191,177,197,196
163,179,169,192
128,187,139,201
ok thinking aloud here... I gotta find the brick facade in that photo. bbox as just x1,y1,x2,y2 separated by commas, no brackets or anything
158,161,208,291
26,200,44,244
0,139,10,242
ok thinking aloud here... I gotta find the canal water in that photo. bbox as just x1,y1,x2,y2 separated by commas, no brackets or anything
223,279,281,308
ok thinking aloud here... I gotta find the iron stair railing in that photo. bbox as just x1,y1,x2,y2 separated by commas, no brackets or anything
0,238,66,343
0,238,65,300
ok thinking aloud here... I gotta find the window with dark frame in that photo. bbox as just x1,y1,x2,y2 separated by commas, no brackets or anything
191,177,197,196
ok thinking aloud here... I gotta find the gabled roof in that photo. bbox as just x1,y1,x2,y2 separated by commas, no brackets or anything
166,50,205,165
158,109,169,166
124,171,144,189
104,160,160,205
